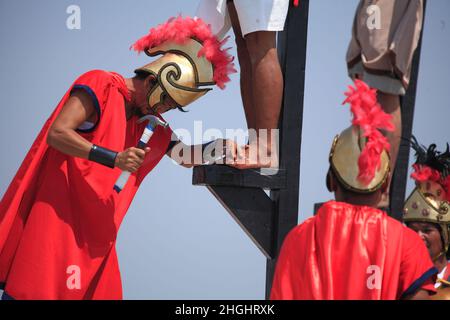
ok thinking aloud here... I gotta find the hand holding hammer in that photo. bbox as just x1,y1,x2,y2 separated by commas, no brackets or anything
114,115,168,193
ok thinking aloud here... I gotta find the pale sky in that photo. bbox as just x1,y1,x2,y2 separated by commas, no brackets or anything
0,0,449,299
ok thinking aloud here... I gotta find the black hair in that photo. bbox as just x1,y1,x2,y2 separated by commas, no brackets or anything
410,135,450,178
134,70,150,80
134,71,159,89
327,167,381,197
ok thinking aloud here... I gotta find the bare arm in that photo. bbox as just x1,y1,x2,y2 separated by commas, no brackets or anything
166,139,240,168
47,89,95,159
47,89,148,172
165,140,193,168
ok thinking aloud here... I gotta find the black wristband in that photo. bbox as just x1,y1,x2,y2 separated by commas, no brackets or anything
88,144,118,168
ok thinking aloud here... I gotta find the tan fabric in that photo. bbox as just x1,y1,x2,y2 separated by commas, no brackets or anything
349,61,406,95
346,0,424,92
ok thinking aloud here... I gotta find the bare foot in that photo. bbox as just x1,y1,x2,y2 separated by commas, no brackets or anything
228,142,279,170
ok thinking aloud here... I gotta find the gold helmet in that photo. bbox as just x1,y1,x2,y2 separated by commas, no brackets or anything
329,126,391,193
132,16,235,111
328,80,394,193
403,137,450,254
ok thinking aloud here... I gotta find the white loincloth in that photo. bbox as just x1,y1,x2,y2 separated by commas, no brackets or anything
196,0,290,39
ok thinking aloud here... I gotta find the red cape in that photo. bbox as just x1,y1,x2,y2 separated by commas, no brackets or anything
442,262,450,283
0,70,172,299
270,201,437,300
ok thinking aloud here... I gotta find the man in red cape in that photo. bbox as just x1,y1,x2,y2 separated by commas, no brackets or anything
270,80,437,300
0,16,237,300
403,137,450,299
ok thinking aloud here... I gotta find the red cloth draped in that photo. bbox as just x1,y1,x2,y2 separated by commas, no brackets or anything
443,263,450,282
0,70,172,299
270,201,437,300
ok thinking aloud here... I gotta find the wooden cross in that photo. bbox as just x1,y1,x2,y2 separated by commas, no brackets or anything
193,1,309,298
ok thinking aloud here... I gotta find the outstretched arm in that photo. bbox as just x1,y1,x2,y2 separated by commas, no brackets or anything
166,138,241,168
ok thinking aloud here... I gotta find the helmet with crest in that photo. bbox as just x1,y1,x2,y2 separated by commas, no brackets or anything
132,16,236,111
328,80,394,193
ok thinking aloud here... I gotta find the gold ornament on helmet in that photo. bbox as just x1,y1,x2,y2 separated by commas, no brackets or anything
328,80,394,193
132,16,236,111
403,137,450,253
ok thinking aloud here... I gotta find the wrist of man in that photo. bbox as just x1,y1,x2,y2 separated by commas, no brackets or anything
88,144,118,168
202,139,226,165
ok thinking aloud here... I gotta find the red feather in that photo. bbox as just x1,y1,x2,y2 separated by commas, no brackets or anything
411,164,441,183
411,164,450,201
132,16,236,89
342,80,394,186
442,175,450,202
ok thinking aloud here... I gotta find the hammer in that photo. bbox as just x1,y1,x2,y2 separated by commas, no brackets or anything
114,115,169,193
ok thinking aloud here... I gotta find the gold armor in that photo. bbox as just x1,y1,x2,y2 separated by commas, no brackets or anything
432,275,450,300
329,126,390,193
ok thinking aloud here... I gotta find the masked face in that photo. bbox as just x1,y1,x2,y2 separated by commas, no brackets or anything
146,77,179,114
149,90,178,114
133,73,178,115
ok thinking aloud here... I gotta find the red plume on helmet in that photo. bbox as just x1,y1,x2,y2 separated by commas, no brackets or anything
132,16,236,89
342,80,395,186
410,136,450,202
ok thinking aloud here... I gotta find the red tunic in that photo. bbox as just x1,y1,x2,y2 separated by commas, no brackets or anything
0,70,173,299
270,201,437,300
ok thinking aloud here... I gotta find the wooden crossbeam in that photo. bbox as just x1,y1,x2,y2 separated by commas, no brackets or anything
193,166,286,189
207,186,275,258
